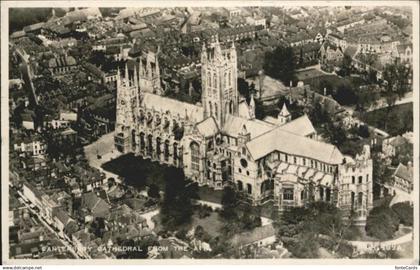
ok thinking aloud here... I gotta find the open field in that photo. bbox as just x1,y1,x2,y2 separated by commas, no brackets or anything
358,102,413,136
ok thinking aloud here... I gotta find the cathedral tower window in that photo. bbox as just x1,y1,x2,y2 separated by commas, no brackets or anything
213,73,217,89
237,181,243,191
147,134,153,155
247,184,252,194
208,72,211,87
140,133,145,151
190,142,200,172
358,192,363,206
164,140,170,161
131,130,136,149
156,137,161,156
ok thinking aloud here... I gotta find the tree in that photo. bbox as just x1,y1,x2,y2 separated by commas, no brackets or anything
221,186,239,220
383,62,412,104
277,201,349,258
355,85,379,112
160,168,196,231
91,217,106,238
357,125,370,138
391,202,413,226
325,121,347,146
220,186,261,236
308,102,330,128
263,46,296,85
372,153,393,199
365,205,400,240
333,82,357,106
147,183,160,199
238,77,252,100
338,54,353,77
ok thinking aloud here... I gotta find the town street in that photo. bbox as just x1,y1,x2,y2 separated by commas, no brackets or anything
14,186,85,259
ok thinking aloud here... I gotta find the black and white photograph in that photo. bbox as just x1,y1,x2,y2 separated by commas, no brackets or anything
1,0,418,265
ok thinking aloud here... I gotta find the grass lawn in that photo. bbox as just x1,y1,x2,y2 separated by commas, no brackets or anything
296,68,325,82
358,102,413,136
191,211,224,238
197,185,223,204
301,73,365,96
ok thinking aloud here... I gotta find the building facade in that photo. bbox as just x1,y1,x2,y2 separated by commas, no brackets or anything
114,37,374,225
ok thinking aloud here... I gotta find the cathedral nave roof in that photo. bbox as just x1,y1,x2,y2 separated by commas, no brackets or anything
196,117,219,138
142,93,204,123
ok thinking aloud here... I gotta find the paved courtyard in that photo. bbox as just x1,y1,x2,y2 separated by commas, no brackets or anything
84,132,122,182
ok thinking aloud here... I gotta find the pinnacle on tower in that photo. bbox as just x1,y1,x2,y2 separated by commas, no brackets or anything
117,67,121,86
214,35,223,60
133,64,138,88
279,103,290,117
249,93,255,108
138,58,143,77
124,62,129,85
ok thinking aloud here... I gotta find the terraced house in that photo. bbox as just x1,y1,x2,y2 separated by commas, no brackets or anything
114,37,373,225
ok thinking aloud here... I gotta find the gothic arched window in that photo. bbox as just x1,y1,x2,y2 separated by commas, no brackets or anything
237,181,243,191
209,102,213,116
213,73,217,89
358,192,363,206
214,103,218,118
208,71,211,88
190,142,200,172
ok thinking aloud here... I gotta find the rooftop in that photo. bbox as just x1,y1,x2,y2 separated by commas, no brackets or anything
246,127,343,163
393,163,413,182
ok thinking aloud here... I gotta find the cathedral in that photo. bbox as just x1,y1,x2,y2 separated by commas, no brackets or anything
114,37,373,226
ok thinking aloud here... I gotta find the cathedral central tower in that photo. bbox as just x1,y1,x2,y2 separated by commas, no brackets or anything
201,36,238,127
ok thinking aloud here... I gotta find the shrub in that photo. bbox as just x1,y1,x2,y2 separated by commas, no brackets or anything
197,205,212,219
147,184,160,199
391,202,413,226
365,206,400,240
175,228,188,241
